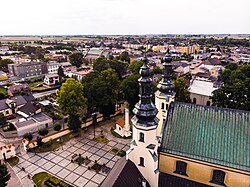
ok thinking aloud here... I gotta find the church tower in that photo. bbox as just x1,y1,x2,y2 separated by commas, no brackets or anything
155,50,175,136
127,55,159,187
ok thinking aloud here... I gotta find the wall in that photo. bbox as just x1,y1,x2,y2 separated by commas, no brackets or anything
159,153,250,187
190,93,212,106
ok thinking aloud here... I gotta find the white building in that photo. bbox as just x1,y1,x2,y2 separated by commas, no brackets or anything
114,107,131,137
44,74,59,86
47,61,61,74
0,144,16,160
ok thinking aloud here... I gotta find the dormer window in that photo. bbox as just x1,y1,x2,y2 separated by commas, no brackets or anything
139,132,144,142
210,170,226,186
174,161,188,176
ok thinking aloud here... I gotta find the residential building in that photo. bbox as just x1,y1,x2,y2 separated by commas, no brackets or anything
7,83,30,96
8,61,48,78
71,70,93,81
0,144,16,160
44,74,59,86
0,96,27,116
47,61,61,74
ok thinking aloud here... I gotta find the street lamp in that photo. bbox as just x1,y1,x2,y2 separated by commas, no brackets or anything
92,112,97,139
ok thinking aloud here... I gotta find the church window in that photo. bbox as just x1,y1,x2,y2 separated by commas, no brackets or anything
161,103,164,109
174,161,188,176
210,170,226,186
139,157,144,166
166,104,169,110
139,132,144,142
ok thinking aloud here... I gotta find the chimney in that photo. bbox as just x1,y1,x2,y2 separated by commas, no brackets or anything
124,108,130,131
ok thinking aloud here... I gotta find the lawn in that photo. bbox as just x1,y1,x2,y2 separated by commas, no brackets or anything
31,132,80,153
33,172,72,187
6,156,19,167
94,134,109,144
111,148,126,157
28,81,44,90
0,87,8,97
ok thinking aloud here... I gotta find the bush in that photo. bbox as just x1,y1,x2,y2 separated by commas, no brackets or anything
23,133,33,141
38,128,49,136
53,122,61,131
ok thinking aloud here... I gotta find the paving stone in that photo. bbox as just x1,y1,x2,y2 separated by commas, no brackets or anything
74,176,88,187
88,147,98,154
83,170,96,180
56,168,71,179
101,145,112,152
80,138,90,144
73,166,88,175
26,164,39,173
91,174,105,184
16,170,27,179
66,163,79,171
60,151,71,158
49,165,63,175
106,160,116,168
37,152,49,157
32,168,44,175
68,146,79,153
107,141,117,147
45,153,57,160
98,157,109,165
87,140,97,146
123,145,130,151
95,149,106,157
81,144,91,151
82,152,93,158
94,143,105,149
103,152,114,160
74,142,84,148
65,172,80,184
36,158,47,167
21,153,35,160
51,156,64,164
58,159,71,168
113,155,121,162
116,143,125,150
89,154,101,162
29,155,41,163
41,162,55,170
18,161,32,168
85,181,99,187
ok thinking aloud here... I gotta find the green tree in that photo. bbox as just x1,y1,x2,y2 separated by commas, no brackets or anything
128,60,143,74
0,59,14,72
38,128,48,136
57,66,64,78
116,51,130,63
0,163,10,187
151,66,163,75
68,52,83,67
23,133,33,141
225,62,237,71
120,75,140,111
57,78,87,131
174,77,191,102
68,114,81,132
53,122,61,131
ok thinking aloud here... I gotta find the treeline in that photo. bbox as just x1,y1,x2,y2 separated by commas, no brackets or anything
195,37,250,47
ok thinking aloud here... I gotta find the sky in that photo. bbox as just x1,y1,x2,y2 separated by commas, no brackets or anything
0,0,249,35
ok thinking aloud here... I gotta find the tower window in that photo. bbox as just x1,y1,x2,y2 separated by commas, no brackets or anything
139,132,144,142
174,161,188,176
161,103,164,109
193,98,197,104
210,170,226,186
139,157,144,166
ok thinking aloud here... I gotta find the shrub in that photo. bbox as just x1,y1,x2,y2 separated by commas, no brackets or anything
23,133,33,141
53,122,61,131
38,128,49,136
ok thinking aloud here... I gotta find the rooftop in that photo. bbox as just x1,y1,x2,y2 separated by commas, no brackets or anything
160,102,250,172
189,80,217,96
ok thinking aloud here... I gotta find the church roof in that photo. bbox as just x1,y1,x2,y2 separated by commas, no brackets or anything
160,102,250,172
116,118,125,127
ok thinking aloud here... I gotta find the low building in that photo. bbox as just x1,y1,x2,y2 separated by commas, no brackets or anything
0,144,16,160
8,83,30,96
71,70,93,81
47,61,61,74
84,48,103,64
0,96,27,116
44,74,59,86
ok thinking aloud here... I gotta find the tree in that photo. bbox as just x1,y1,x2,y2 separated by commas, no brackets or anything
151,66,163,75
68,52,83,67
174,77,191,102
53,122,61,131
57,78,87,115
0,163,10,187
57,78,87,131
0,59,14,72
120,75,140,111
0,113,6,126
128,60,143,74
38,128,48,136
57,66,64,78
68,114,81,132
116,51,130,63
23,133,33,141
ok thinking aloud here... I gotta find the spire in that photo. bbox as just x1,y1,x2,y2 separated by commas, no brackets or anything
157,49,175,94
131,54,158,128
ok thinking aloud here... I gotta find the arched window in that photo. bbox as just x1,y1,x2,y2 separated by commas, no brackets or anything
210,170,226,186
139,132,144,142
174,161,188,176
206,101,211,106
161,103,164,109
166,104,169,110
193,98,197,104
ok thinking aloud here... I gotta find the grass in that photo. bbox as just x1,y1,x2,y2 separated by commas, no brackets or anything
6,157,19,167
0,87,8,97
28,81,44,90
31,132,80,153
74,156,85,165
111,129,132,139
111,148,126,157
33,172,72,187
91,163,102,172
94,134,109,144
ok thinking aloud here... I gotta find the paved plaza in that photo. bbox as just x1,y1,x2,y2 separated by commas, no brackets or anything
13,130,130,187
